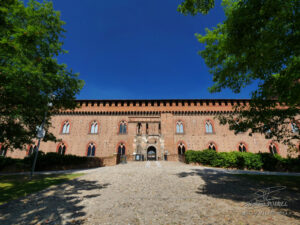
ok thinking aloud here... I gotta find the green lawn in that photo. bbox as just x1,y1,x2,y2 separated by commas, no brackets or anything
0,173,83,205
234,174,300,192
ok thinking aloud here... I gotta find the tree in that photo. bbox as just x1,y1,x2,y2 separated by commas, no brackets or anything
178,0,300,148
0,0,84,152
178,0,215,15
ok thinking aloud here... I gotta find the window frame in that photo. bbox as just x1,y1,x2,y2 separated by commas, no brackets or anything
57,142,67,155
175,120,184,134
117,142,126,155
87,142,96,157
118,120,128,135
207,141,217,151
89,120,99,134
61,120,71,134
205,119,215,134
238,142,247,152
177,141,186,155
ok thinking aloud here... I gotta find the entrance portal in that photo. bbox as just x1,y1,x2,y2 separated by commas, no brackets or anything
147,146,156,161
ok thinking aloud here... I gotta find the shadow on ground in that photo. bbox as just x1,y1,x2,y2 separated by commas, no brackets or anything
176,168,300,220
0,177,110,225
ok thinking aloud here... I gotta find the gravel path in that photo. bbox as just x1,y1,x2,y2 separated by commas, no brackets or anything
1,161,300,225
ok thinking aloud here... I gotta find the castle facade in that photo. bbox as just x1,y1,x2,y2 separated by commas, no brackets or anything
6,99,289,165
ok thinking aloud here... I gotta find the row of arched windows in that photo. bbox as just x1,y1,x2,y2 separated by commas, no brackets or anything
176,120,300,135
60,119,299,135
60,120,126,134
177,141,279,155
59,119,216,135
26,142,128,157
176,120,214,134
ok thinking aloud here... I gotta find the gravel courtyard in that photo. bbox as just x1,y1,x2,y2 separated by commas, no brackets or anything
1,161,300,225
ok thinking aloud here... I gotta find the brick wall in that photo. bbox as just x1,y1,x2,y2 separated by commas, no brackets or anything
6,99,293,160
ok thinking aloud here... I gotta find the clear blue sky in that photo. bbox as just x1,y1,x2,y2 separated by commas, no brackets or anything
36,0,257,100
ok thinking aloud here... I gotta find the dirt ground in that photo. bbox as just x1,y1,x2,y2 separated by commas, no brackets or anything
0,161,299,225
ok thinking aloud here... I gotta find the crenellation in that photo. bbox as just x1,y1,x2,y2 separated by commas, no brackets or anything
6,98,293,162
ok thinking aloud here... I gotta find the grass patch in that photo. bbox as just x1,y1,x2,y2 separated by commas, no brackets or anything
0,173,83,205
234,174,300,192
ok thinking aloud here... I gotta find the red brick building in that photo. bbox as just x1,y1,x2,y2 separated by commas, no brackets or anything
6,99,293,165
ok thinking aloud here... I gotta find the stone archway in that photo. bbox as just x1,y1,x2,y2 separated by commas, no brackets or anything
147,146,156,161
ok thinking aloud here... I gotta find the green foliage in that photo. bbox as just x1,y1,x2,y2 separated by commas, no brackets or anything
0,152,101,172
178,0,215,15
0,157,23,170
0,0,84,151
241,152,263,170
259,152,279,171
185,150,300,172
179,0,300,147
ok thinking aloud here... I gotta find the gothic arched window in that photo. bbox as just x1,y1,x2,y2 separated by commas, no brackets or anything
238,143,247,152
176,121,184,134
58,143,66,155
118,143,126,155
28,145,37,155
62,121,70,134
119,121,127,134
205,120,213,133
208,142,216,151
0,145,7,157
291,122,299,133
90,121,98,134
87,143,96,157
137,123,142,135
178,142,186,155
269,143,278,155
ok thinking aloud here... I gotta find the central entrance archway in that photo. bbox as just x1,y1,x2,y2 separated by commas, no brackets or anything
147,146,156,161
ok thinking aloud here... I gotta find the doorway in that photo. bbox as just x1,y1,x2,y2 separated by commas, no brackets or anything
147,146,156,161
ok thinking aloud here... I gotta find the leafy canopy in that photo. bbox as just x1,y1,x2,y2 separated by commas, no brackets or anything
179,0,300,147
178,0,215,15
0,0,84,151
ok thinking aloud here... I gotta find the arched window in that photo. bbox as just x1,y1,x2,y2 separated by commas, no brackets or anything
208,142,216,151
137,123,142,135
90,121,98,134
238,143,247,152
119,121,127,134
176,121,184,134
28,144,37,155
178,142,186,155
62,121,70,134
0,145,7,157
291,122,299,133
205,120,213,133
269,142,278,155
87,142,96,157
118,143,126,155
58,143,66,155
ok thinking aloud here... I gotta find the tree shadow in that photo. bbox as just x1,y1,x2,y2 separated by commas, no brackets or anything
176,168,300,220
0,177,110,225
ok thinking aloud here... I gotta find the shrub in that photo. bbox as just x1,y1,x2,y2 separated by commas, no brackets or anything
0,157,21,170
184,150,299,172
259,153,278,171
0,151,102,172
241,152,263,170
199,149,218,165
185,150,197,164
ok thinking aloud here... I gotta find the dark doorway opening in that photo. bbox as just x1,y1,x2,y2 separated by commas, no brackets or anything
147,146,156,161
117,143,126,164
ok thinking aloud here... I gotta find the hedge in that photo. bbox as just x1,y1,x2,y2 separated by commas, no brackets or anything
185,150,300,172
0,151,103,172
